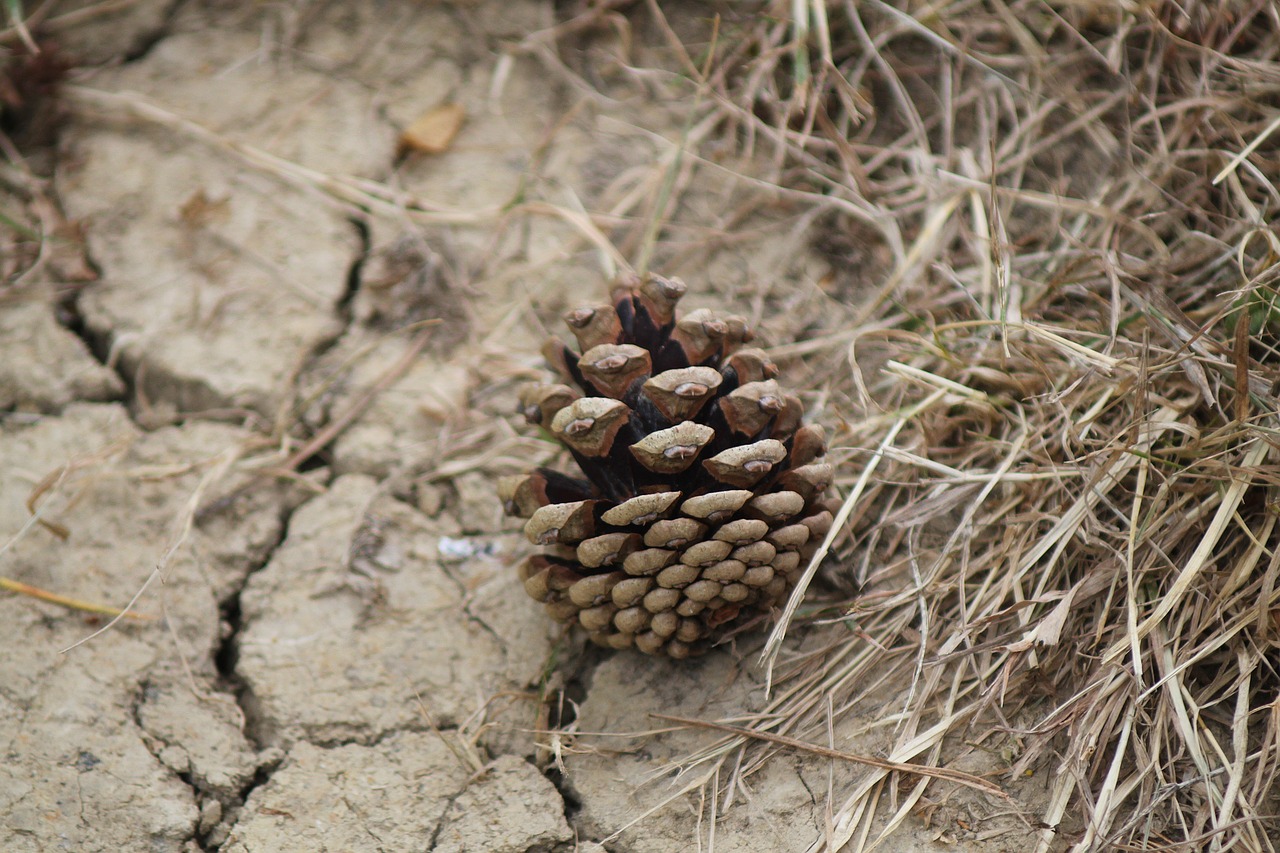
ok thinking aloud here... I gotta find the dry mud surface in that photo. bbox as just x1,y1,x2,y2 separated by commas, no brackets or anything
1,3,1046,852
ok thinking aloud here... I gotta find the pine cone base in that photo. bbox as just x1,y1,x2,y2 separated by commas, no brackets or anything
502,275,834,658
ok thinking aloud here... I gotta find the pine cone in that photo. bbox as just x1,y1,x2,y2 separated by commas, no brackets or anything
501,275,834,658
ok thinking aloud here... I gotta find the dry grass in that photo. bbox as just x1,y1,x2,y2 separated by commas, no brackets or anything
544,1,1280,850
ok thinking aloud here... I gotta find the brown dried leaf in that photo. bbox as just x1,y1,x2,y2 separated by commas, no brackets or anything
179,189,230,228
398,102,466,155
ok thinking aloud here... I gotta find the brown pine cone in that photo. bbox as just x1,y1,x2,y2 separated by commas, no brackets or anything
501,275,834,658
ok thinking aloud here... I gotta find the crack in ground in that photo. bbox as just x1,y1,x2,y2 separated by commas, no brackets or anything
541,764,583,828
127,678,218,851
426,787,465,852
122,503,292,851
796,769,819,810
529,645,605,849
109,213,371,849
212,505,291,754
186,214,372,848
275,213,372,472
305,720,457,751
338,215,370,317
39,0,187,393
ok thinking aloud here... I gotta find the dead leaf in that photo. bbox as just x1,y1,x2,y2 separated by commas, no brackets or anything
398,102,466,156
178,189,229,228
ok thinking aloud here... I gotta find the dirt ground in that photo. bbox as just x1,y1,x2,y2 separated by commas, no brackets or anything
1,2,1050,852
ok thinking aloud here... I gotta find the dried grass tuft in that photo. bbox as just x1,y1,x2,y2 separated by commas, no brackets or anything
565,1,1280,849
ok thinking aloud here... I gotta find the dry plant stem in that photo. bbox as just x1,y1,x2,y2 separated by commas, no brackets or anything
196,324,438,521
0,576,152,620
632,0,720,276
762,388,945,681
281,323,437,471
2,443,149,619
61,445,240,658
0,0,139,46
63,87,479,221
64,86,629,270
651,713,1011,803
